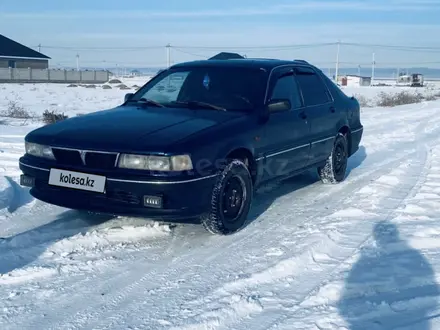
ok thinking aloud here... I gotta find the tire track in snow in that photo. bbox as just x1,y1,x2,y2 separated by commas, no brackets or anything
167,146,430,330
360,101,440,155
52,147,433,330
39,150,422,330
267,146,435,330
252,146,437,330
20,123,440,330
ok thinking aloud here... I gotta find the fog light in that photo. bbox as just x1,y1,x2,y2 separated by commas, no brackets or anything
20,175,35,188
143,195,163,209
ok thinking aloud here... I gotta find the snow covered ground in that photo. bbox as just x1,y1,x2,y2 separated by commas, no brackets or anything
0,76,152,119
2,81,440,329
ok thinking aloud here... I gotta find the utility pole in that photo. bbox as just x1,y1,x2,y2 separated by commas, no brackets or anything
358,65,361,76
166,44,171,68
76,54,80,71
335,40,341,83
371,52,375,86
38,44,41,53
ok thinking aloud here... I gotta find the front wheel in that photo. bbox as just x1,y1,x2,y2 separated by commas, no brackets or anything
201,159,253,235
317,133,348,184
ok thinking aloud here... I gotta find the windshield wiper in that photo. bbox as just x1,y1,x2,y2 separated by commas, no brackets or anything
172,101,226,111
137,98,166,108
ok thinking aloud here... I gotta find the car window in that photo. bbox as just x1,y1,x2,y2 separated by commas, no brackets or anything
295,66,331,107
142,72,189,103
270,74,302,109
132,66,268,111
320,73,347,101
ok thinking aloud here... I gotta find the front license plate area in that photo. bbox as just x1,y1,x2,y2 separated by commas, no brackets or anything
48,168,106,193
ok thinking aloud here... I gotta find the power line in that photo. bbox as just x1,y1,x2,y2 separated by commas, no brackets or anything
34,42,440,51
341,42,440,51
172,47,210,58
165,44,343,61
33,45,165,50
33,42,337,51
172,42,338,50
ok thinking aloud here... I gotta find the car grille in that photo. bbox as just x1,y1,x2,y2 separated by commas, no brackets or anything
107,189,141,205
52,148,82,166
51,148,118,169
84,152,117,170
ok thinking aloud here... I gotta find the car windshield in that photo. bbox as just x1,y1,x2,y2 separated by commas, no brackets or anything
128,65,268,112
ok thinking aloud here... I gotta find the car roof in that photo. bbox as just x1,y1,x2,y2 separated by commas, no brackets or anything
170,58,312,71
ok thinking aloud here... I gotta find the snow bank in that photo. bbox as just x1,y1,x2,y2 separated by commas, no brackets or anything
46,222,173,256
0,176,13,211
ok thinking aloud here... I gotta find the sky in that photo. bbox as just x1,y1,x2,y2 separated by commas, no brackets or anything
1,0,440,70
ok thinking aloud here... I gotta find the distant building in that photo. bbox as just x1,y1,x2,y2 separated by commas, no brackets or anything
0,34,50,69
338,75,371,87
396,73,424,87
130,69,142,76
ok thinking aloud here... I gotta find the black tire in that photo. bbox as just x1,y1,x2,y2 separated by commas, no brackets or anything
317,132,348,184
201,159,253,235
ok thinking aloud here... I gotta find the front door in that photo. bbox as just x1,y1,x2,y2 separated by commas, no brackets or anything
258,67,311,182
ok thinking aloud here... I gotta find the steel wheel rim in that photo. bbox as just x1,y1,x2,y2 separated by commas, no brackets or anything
333,141,347,176
221,175,247,222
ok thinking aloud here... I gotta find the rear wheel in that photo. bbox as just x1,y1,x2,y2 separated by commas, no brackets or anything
201,159,253,235
318,133,348,184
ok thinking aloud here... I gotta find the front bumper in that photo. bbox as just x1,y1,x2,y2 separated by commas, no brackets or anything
19,157,218,221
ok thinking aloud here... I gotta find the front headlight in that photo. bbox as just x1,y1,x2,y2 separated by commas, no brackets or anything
25,141,55,160
118,154,193,171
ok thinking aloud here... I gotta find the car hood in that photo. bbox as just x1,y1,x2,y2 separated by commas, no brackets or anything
26,105,243,152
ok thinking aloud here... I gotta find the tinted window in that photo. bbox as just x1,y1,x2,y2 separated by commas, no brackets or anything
142,71,189,103
320,73,347,101
270,74,302,109
132,66,268,111
295,67,331,106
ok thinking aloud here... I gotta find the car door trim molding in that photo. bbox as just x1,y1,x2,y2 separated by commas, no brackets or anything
264,143,309,159
311,136,334,145
262,134,338,159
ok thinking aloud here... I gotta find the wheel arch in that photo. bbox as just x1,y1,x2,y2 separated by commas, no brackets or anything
225,147,257,184
338,125,352,156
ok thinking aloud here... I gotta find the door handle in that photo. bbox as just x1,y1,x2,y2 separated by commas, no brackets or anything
299,111,307,120
329,106,336,113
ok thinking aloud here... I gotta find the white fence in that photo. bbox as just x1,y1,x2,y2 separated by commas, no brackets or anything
0,68,110,84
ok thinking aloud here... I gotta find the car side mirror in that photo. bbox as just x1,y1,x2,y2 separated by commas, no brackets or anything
266,99,291,113
124,93,134,102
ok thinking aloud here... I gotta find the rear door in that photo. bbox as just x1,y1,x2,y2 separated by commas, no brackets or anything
294,66,337,166
259,66,311,181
